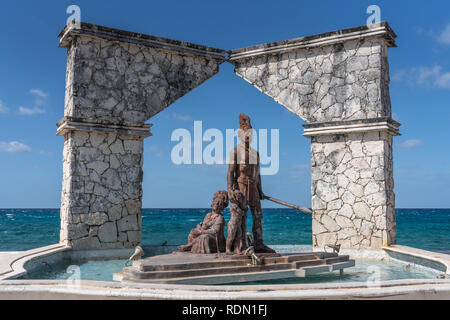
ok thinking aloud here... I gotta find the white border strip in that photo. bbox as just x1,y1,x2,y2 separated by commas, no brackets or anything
57,120,152,137
303,121,400,137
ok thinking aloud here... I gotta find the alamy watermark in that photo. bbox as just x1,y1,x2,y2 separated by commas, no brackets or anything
66,5,81,29
65,264,81,288
366,265,381,289
366,5,381,29
171,121,280,176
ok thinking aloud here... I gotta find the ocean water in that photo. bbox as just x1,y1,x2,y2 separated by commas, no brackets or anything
0,208,449,252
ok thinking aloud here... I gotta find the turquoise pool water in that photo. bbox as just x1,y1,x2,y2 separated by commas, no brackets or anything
19,259,126,282
19,258,442,284
232,260,443,285
1,208,449,252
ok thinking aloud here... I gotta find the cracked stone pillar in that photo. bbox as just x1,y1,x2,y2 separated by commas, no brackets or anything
229,23,399,249
304,119,399,249
57,23,226,250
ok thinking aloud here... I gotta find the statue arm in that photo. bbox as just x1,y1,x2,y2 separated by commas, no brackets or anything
256,153,264,199
227,149,238,198
257,174,263,199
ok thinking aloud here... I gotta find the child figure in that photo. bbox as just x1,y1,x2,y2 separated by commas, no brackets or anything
179,191,228,254
226,189,248,255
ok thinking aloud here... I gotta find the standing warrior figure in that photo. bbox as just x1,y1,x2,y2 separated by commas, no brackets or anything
227,114,275,253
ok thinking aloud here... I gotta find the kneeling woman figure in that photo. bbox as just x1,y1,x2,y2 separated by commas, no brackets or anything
179,190,228,254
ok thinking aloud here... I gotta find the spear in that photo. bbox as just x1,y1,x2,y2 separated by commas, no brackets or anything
264,196,313,215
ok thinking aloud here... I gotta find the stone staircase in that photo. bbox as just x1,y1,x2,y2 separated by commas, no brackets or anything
115,252,355,285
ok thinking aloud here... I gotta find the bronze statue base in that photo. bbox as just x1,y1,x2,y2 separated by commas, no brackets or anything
115,251,355,285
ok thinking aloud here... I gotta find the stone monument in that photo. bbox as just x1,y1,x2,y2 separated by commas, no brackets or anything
58,22,399,252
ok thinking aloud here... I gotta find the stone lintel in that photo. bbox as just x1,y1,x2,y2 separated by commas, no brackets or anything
59,23,227,61
303,117,401,137
56,117,152,137
228,22,396,61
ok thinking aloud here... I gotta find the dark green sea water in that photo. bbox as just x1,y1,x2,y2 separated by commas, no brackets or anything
0,208,449,252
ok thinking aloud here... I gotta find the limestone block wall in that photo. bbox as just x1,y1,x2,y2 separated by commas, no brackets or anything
229,24,396,123
61,24,224,124
60,130,144,249
310,130,396,249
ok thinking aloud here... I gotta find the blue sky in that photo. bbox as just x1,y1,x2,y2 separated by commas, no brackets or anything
0,0,449,208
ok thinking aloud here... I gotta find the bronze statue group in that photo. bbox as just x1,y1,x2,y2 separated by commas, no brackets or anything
179,114,275,255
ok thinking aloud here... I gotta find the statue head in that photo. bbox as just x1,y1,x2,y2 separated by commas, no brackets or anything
211,190,229,214
238,113,253,144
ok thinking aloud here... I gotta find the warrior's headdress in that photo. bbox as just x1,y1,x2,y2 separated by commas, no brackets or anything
239,113,252,131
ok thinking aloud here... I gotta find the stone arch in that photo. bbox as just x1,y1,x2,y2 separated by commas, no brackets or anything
57,22,400,251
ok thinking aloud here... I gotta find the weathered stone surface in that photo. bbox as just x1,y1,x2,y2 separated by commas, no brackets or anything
232,38,392,123
354,202,372,220
87,161,109,175
127,231,141,243
310,131,395,250
107,204,123,221
125,200,141,216
62,29,223,124
80,212,109,226
117,215,139,232
67,223,89,240
60,131,144,249
98,222,118,243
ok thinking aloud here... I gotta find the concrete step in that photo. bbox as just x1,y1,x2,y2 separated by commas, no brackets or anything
263,252,337,264
122,268,305,285
138,257,251,272
125,262,295,280
137,252,338,272
124,255,350,281
120,259,355,285
324,255,350,264
117,252,355,285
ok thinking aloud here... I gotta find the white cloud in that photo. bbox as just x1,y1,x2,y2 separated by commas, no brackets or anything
0,141,32,153
437,24,450,45
416,66,442,84
435,72,450,89
19,106,46,115
393,65,441,85
29,89,48,99
391,70,407,83
29,88,48,106
172,113,192,122
0,100,8,113
417,23,450,45
393,65,450,89
399,139,424,149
